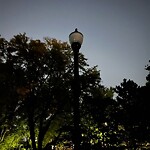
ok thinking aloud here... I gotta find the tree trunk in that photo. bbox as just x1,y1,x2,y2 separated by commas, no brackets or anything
27,93,37,150
28,113,37,150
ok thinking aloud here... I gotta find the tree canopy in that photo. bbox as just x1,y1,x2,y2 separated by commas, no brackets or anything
0,33,149,149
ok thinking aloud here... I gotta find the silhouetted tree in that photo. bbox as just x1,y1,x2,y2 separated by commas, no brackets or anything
1,33,149,149
115,66,150,149
0,34,73,149
0,34,108,149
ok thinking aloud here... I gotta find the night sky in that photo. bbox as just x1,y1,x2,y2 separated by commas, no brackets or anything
0,0,150,87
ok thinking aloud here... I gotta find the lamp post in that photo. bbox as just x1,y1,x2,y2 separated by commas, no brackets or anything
69,28,83,150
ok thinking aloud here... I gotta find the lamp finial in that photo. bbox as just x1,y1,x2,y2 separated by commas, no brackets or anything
75,28,78,32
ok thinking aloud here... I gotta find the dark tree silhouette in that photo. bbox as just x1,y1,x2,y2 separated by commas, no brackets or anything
0,34,108,149
1,33,150,149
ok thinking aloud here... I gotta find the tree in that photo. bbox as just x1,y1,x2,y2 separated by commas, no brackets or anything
137,60,150,146
0,34,72,149
79,66,118,149
115,70,150,149
115,79,140,148
0,36,20,147
4,33,150,149
145,60,150,86
1,33,107,149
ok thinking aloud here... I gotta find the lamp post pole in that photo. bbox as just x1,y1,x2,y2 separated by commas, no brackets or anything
73,45,80,150
69,28,83,150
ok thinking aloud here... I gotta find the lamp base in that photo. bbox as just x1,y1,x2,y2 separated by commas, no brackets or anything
71,42,81,52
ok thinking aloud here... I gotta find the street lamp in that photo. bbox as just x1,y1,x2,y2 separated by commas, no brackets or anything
69,28,83,150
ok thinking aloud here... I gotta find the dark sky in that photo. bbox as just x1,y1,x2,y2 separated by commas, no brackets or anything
0,0,150,87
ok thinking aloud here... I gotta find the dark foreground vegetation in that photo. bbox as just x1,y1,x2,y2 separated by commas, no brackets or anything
0,33,150,149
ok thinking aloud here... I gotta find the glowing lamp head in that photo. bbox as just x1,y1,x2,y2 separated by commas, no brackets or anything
69,28,83,50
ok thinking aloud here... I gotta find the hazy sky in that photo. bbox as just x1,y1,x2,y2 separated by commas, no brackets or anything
0,0,150,87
